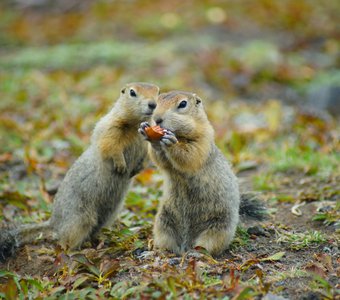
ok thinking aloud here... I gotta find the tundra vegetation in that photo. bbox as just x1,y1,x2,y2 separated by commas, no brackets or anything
0,1,339,299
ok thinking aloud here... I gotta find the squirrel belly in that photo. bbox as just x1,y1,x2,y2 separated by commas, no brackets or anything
154,144,240,256
49,144,138,250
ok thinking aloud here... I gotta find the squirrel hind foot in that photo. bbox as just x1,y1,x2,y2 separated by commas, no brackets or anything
194,229,233,256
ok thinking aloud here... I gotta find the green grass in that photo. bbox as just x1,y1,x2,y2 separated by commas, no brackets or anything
3,40,118,69
0,271,49,300
230,227,250,249
253,174,279,191
310,275,340,300
270,147,339,177
312,200,340,226
276,230,328,250
266,268,309,283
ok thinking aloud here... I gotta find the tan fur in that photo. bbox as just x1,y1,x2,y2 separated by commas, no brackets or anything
149,91,214,173
94,82,159,173
0,83,160,260
140,90,241,257
193,229,232,256
53,82,160,247
153,218,179,252
98,123,138,172
59,221,94,250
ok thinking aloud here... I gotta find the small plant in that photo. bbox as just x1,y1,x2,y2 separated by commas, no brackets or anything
0,271,48,299
253,174,279,191
230,226,250,249
310,275,340,300
266,267,309,283
276,230,327,250
269,146,338,177
312,201,340,226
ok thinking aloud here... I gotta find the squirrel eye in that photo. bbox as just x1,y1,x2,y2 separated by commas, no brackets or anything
130,89,137,97
178,100,187,109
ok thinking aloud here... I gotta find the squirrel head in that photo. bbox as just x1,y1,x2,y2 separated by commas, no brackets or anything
152,91,212,138
119,82,159,122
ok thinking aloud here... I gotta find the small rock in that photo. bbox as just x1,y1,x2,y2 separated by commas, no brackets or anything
9,164,27,180
132,248,146,258
247,225,267,236
263,293,288,300
301,291,322,300
267,228,275,235
168,258,180,266
318,205,333,213
137,250,155,260
322,246,331,253
307,85,340,116
185,250,204,260
246,245,256,252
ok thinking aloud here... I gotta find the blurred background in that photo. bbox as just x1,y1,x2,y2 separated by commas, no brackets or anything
0,3,339,297
0,0,339,205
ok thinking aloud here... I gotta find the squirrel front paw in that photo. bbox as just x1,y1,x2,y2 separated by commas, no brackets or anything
138,122,151,141
160,130,178,147
114,162,127,174
113,158,127,174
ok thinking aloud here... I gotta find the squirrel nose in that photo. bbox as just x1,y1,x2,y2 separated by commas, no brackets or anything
155,117,163,125
148,102,157,110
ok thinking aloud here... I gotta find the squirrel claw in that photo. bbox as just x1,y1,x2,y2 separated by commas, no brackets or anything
140,122,150,130
160,132,178,147
138,128,148,140
113,162,127,174
114,166,127,174
139,122,151,140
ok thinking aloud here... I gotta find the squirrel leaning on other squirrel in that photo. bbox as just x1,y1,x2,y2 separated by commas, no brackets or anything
139,91,265,256
0,82,159,262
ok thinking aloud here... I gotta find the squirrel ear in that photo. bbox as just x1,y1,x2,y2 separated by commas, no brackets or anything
193,94,202,105
121,88,126,94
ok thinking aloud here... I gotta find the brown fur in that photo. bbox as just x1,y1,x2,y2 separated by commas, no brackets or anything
98,122,139,172
140,90,240,256
0,82,160,260
149,91,214,173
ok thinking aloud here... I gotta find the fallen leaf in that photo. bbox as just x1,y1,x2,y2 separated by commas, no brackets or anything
304,262,326,278
291,201,306,216
260,252,285,262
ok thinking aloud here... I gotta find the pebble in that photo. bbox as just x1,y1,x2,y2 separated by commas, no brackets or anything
307,85,340,116
263,293,288,300
247,225,267,236
168,258,180,266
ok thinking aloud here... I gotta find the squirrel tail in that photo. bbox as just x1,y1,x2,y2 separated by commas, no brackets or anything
0,221,51,262
239,192,267,221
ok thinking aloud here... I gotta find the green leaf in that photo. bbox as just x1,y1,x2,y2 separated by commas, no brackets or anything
72,276,89,289
0,270,15,277
260,251,285,261
167,277,177,296
26,278,44,291
235,287,256,300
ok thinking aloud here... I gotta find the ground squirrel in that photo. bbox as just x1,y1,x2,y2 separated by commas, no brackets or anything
139,91,265,256
0,82,159,261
